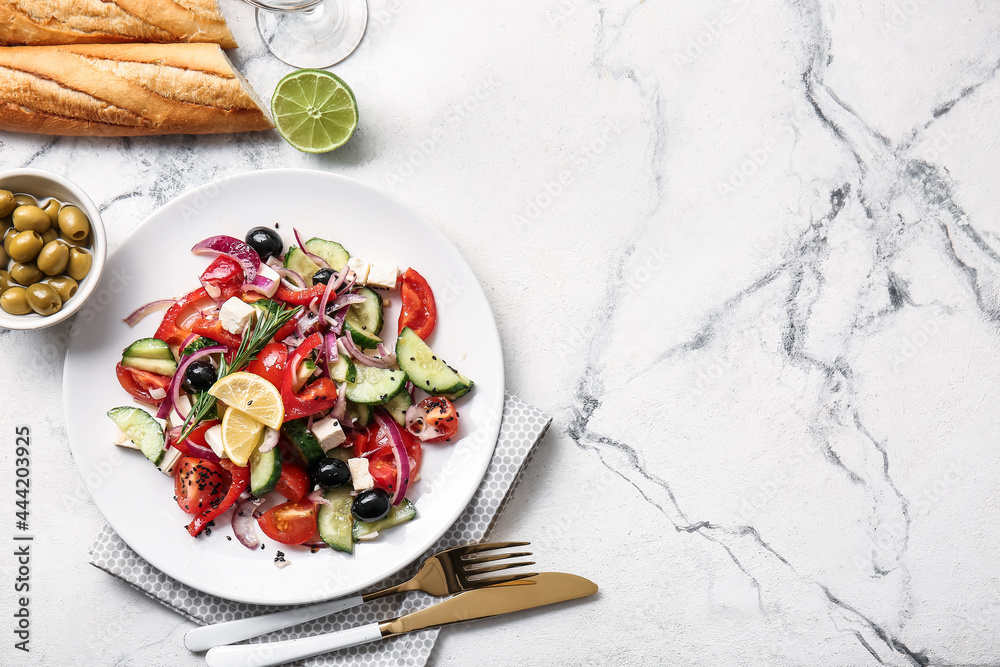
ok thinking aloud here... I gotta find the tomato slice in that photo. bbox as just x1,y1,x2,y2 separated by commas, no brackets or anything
399,268,437,339
200,256,245,303
257,500,318,545
247,342,287,390
115,362,171,405
174,457,227,515
351,421,423,495
275,461,311,502
410,397,459,442
186,459,249,536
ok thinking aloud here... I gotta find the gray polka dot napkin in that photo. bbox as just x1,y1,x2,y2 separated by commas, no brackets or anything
89,392,549,666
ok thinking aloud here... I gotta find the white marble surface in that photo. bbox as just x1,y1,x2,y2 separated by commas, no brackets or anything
2,0,1000,665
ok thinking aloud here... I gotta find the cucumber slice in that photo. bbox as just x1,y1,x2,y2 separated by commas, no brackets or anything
121,356,178,376
123,337,174,360
345,365,407,405
107,406,166,465
344,287,383,348
384,390,412,426
305,238,350,273
249,445,281,496
122,337,178,376
395,327,473,396
352,499,417,541
328,351,357,383
284,247,320,286
282,419,325,465
317,487,354,553
181,336,215,358
347,401,373,427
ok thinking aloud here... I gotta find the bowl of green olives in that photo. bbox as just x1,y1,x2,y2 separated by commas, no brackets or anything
0,168,106,330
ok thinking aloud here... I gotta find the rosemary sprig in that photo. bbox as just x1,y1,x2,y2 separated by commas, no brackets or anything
179,300,300,441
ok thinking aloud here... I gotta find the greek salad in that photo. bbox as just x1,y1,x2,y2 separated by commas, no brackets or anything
107,226,473,554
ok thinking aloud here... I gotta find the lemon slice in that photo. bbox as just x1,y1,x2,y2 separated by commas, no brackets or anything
221,408,265,467
208,372,284,429
271,69,358,153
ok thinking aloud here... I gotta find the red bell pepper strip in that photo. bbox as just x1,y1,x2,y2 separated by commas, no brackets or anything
281,333,339,421
186,459,249,537
190,317,243,362
272,317,298,344
275,284,327,306
154,287,210,347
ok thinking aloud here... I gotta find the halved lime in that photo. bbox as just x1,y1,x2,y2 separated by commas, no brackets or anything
271,69,358,153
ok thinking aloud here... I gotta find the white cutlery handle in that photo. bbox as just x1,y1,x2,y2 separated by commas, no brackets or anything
185,594,365,652
204,622,383,667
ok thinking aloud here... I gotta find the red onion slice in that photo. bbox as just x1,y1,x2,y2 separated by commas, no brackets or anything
123,299,176,327
316,272,339,327
179,332,199,352
258,428,279,454
374,411,410,505
331,382,348,423
307,489,332,506
167,344,226,421
405,404,443,441
293,228,329,269
340,334,395,369
232,497,265,550
191,235,260,282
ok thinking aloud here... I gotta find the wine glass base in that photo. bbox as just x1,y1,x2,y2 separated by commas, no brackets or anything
256,0,368,69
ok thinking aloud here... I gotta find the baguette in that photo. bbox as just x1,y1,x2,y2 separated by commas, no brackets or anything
0,0,237,49
0,43,274,136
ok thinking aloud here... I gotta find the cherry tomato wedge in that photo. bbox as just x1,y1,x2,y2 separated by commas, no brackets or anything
351,421,423,495
257,500,318,545
275,461,311,502
174,457,227,515
398,268,437,339
115,362,171,405
186,459,249,537
409,397,459,442
247,342,287,390
200,256,245,302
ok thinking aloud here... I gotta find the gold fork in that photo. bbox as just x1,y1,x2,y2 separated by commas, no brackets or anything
184,542,536,652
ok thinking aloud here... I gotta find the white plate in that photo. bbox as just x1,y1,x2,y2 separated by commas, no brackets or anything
64,169,504,605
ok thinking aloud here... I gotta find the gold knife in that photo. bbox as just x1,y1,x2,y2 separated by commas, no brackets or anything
204,573,598,667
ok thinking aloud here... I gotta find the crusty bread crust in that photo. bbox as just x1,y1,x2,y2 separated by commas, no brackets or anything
0,0,238,49
0,44,273,136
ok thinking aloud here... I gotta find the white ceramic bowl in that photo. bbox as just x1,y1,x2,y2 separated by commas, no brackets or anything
0,168,107,330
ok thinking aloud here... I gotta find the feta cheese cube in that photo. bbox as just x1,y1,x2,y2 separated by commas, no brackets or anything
348,457,375,491
220,297,256,334
366,262,399,290
157,446,184,475
311,416,346,452
254,263,281,298
204,424,226,459
347,257,370,285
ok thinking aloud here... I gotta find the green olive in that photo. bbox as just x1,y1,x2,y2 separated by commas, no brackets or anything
0,286,30,315
36,241,69,276
40,227,58,245
8,230,43,263
10,262,43,286
0,190,15,218
0,244,7,268
67,247,92,281
3,226,16,256
13,194,36,208
0,271,12,294
42,199,61,225
12,205,51,233
45,276,78,302
25,283,61,316
58,206,90,243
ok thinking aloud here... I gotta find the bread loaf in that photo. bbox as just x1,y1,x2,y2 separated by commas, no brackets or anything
0,0,237,48
0,43,274,136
